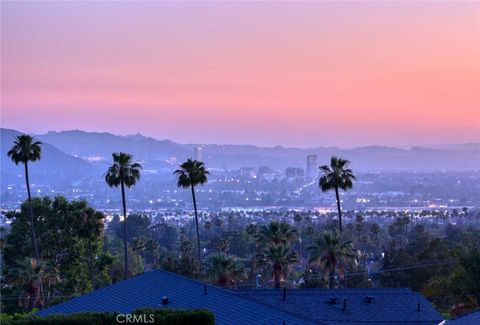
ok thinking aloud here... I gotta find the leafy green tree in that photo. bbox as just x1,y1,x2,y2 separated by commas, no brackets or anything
319,156,356,232
130,237,146,274
144,239,161,268
3,196,103,310
174,159,209,264
245,223,259,255
216,239,230,254
78,208,105,290
113,214,151,242
177,239,200,277
7,135,42,262
105,152,142,280
257,244,298,288
370,223,381,241
307,230,356,288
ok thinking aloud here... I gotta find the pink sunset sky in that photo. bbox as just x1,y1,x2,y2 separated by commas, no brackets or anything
1,1,479,148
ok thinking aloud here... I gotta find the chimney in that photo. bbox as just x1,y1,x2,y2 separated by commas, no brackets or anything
365,296,375,304
161,296,169,305
329,298,339,305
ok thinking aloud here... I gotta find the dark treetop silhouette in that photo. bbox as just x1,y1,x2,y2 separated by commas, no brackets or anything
104,152,142,280
174,159,209,265
7,134,42,262
319,156,356,233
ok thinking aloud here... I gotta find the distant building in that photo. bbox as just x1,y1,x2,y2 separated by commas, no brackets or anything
257,166,272,175
306,154,318,178
257,166,278,181
240,167,257,178
194,147,203,161
286,167,304,179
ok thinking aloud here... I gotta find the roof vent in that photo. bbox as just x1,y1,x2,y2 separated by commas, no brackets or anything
365,296,375,304
329,298,339,305
161,296,169,305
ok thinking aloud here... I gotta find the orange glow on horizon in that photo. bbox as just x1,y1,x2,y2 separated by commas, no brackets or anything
1,1,479,147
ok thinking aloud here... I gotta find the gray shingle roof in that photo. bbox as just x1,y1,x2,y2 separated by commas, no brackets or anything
232,288,443,325
36,270,314,325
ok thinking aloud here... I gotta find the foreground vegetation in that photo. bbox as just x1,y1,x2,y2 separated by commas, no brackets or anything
1,309,214,325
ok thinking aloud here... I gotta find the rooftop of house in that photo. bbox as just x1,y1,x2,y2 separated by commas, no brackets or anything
447,310,480,324
36,269,443,325
36,270,314,325
232,287,444,325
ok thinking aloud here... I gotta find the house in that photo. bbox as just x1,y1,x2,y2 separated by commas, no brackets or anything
37,269,443,325
36,270,314,325
446,310,480,324
233,288,443,325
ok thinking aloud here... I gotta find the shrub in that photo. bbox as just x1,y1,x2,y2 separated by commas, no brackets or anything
2,309,214,325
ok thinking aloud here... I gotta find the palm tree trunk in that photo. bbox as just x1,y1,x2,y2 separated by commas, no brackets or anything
334,186,343,233
88,239,96,290
274,268,281,289
191,185,202,266
24,162,40,262
24,162,44,307
137,251,140,274
121,180,128,280
299,235,304,268
329,262,336,289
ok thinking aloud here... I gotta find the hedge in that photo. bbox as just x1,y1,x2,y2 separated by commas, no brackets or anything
3,308,214,325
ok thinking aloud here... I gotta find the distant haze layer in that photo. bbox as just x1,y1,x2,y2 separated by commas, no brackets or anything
1,1,479,147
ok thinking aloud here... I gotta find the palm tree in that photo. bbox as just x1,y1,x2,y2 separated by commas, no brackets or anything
245,223,259,255
174,159,209,264
104,152,142,280
257,244,298,289
319,156,356,233
257,221,297,247
7,135,42,262
78,208,105,290
130,237,146,274
307,230,356,289
216,239,230,254
9,258,44,310
145,239,161,268
204,253,246,286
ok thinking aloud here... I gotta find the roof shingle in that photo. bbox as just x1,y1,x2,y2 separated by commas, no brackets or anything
37,270,313,325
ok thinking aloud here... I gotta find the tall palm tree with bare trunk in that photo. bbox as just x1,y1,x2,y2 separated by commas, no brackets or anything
7,135,42,262
174,159,209,265
319,156,356,233
105,152,142,280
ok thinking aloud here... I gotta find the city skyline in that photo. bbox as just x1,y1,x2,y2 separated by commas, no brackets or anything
2,1,479,147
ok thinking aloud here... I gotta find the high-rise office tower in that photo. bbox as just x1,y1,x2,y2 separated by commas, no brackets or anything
307,154,318,178
194,147,203,161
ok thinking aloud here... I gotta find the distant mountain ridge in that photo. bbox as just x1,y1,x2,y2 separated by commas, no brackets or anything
1,128,479,173
1,128,96,188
